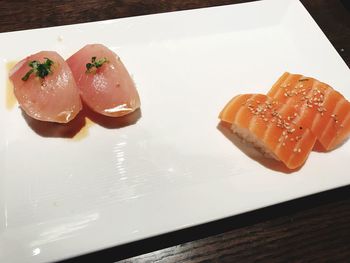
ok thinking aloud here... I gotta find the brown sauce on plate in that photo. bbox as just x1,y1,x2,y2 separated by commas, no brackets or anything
5,61,18,109
72,117,95,141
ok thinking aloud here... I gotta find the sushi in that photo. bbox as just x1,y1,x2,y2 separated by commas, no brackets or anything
219,94,316,169
268,72,350,151
67,44,140,117
9,51,82,123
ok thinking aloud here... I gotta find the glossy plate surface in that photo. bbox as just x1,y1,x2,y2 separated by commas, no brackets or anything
1,0,350,262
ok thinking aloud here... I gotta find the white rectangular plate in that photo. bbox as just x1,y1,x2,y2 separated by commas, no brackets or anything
1,0,350,262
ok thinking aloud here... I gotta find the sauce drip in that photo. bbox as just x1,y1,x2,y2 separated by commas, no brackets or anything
5,61,18,109
72,117,95,141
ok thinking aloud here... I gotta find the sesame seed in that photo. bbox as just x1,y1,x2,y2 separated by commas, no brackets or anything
298,148,301,153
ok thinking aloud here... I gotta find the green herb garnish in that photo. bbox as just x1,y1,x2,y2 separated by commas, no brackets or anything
86,57,108,73
22,58,54,81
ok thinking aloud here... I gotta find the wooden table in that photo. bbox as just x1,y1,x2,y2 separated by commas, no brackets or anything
1,0,349,262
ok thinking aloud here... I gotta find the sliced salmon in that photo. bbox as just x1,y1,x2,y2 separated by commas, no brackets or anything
219,94,317,169
268,72,350,150
9,51,82,123
67,44,140,117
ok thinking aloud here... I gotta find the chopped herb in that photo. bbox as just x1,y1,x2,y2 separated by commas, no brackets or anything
85,56,108,73
22,58,54,81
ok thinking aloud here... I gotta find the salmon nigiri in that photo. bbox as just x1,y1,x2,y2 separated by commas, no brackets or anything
67,44,140,117
219,94,316,169
9,51,82,123
268,72,350,151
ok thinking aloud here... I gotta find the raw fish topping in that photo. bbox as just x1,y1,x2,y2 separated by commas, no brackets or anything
67,44,141,117
9,51,82,123
8,44,141,126
219,72,350,169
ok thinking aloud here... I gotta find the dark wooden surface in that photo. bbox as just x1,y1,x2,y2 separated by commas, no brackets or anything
1,0,349,262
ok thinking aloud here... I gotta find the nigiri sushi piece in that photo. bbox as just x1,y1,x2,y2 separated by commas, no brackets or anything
9,51,82,123
67,44,140,117
219,94,317,169
267,72,350,150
